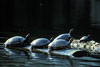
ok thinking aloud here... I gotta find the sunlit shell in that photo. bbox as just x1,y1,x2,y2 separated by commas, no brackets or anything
31,38,50,46
80,35,90,41
53,29,73,41
48,39,70,48
4,36,25,47
53,33,70,41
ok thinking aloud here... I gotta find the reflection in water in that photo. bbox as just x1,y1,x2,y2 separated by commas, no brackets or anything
0,43,100,67
30,52,72,67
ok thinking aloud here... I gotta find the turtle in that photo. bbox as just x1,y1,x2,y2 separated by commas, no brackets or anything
70,35,90,48
31,38,51,49
79,35,90,42
53,28,74,41
4,33,30,48
48,38,73,54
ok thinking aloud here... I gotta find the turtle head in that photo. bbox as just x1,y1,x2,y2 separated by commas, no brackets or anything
22,33,31,46
25,33,30,42
67,28,74,40
50,37,54,42
25,33,30,39
87,35,90,37
69,28,74,34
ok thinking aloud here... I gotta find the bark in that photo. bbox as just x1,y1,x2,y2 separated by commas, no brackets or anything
70,39,100,54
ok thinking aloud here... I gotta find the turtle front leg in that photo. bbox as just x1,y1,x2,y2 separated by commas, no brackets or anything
48,47,52,54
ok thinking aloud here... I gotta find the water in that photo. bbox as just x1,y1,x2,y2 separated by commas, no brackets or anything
0,43,100,67
0,30,100,67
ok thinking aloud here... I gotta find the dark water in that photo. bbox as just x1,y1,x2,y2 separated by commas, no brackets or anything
0,44,100,67
0,30,100,67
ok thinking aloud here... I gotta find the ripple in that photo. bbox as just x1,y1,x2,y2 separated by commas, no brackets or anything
0,45,100,67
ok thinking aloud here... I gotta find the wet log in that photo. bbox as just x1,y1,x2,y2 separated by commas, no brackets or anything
4,39,100,58
31,48,87,57
70,39,100,54
5,46,87,58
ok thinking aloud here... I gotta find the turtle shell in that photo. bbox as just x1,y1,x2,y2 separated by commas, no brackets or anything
80,35,90,41
80,36,88,41
4,36,25,47
48,39,70,50
31,38,50,48
53,33,70,41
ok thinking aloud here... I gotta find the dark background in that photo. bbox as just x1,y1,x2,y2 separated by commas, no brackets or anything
1,0,100,41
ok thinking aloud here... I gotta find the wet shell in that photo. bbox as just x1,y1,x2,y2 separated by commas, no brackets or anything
4,36,25,47
53,29,73,41
53,33,70,41
80,35,90,41
31,38,50,48
48,39,70,50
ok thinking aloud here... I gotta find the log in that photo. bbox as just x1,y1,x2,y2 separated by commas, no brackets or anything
31,48,87,57
5,46,87,57
4,39,100,58
70,39,100,54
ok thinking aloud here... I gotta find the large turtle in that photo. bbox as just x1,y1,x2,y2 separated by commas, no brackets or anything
31,38,51,49
53,29,73,41
4,33,30,48
48,38,73,54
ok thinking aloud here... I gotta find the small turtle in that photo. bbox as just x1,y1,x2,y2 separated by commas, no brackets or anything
31,38,51,49
48,38,73,54
79,35,90,42
53,28,73,41
4,33,30,48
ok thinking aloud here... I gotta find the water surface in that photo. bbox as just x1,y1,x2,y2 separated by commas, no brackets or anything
0,43,100,67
